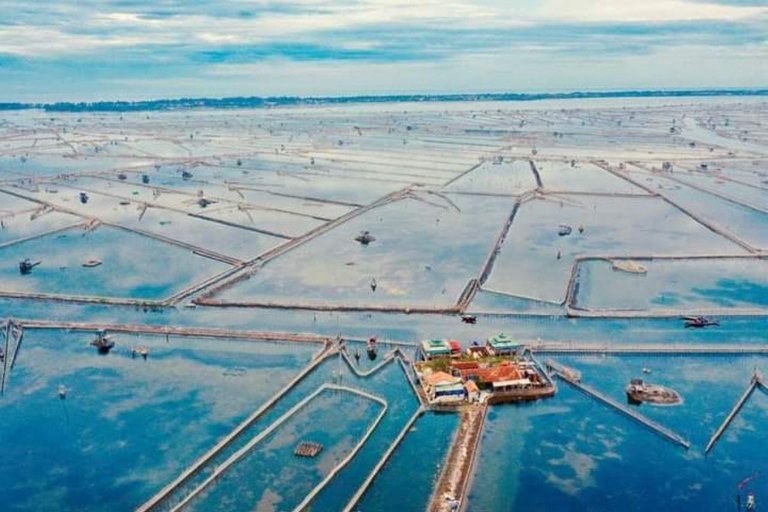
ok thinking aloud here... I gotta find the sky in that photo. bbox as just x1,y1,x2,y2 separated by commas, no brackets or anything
0,0,766,102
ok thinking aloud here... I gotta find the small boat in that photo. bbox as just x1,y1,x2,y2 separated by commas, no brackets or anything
181,170,193,180
355,231,376,245
626,379,681,405
370,278,377,292
0,347,4,362
142,174,150,184
82,259,102,268
642,367,652,374
354,348,361,363
58,384,67,400
19,258,41,275
746,492,756,511
461,314,477,324
367,337,377,360
79,192,89,204
557,224,572,236
683,316,719,328
117,173,128,181
611,260,648,274
90,331,115,354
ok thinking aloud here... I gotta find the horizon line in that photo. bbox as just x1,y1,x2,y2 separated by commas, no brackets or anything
2,87,767,112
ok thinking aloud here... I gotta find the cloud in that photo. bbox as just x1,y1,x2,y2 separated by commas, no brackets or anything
0,0,766,101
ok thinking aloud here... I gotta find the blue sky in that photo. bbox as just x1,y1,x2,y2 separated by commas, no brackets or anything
0,0,766,102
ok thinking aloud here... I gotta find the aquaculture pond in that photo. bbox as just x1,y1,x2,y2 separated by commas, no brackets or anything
484,195,742,303
575,258,768,312
213,195,515,309
0,330,319,512
150,350,422,512
183,387,386,512
467,354,768,512
0,226,228,300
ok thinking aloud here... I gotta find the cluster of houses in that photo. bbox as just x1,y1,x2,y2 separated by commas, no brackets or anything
414,334,556,406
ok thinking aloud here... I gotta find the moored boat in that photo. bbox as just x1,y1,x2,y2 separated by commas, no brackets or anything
626,379,681,405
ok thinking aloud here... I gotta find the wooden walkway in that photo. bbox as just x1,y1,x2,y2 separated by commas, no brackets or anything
531,343,768,355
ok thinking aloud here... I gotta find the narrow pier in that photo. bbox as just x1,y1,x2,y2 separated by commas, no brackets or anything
705,370,764,454
134,347,337,512
428,404,488,512
551,368,690,449
532,343,768,356
1,320,23,395
544,359,581,382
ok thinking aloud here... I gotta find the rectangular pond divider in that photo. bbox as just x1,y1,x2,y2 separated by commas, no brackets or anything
134,345,337,512
170,383,388,512
341,406,427,512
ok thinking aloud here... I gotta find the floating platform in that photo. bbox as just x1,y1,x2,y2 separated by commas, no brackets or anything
294,441,324,458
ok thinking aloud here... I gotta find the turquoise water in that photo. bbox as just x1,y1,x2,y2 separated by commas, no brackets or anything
0,330,318,512
467,355,768,512
355,411,459,512
184,388,385,512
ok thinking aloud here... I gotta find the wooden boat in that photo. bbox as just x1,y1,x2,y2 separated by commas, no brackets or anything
626,379,681,405
683,316,719,328
82,259,102,268
18,258,41,275
355,230,376,245
90,332,115,354
611,260,648,274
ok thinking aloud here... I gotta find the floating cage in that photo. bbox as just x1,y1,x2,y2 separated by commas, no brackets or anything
294,441,323,458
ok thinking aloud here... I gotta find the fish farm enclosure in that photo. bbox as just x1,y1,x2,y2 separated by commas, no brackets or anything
0,97,767,512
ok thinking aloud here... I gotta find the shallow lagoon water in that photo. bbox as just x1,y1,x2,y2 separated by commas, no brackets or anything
445,159,536,195
0,100,767,512
575,258,768,312
484,195,742,303
468,355,768,512
0,226,228,300
0,330,318,512
536,160,647,194
631,171,768,249
215,195,515,308
0,210,81,245
184,388,385,512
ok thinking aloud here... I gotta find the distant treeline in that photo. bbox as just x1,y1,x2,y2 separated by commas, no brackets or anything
2,89,767,112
